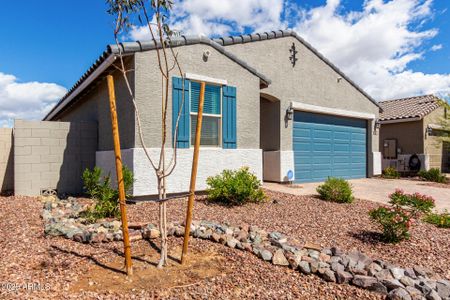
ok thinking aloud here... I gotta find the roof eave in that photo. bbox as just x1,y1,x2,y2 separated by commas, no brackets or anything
44,53,117,121
378,116,422,124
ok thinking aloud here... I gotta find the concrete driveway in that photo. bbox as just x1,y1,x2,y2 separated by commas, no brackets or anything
264,178,450,212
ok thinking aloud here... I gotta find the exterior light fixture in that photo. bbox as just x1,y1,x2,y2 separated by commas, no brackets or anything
286,106,294,120
426,126,433,136
375,120,381,130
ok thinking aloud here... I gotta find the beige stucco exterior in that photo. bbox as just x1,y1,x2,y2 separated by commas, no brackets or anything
424,106,448,170
379,121,424,155
45,32,384,193
134,43,261,149
379,105,449,171
58,58,136,151
224,36,380,152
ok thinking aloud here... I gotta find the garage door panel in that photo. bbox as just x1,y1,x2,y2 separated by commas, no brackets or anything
312,169,333,179
333,156,351,163
295,156,332,165
293,128,311,138
313,129,333,139
352,145,366,153
314,143,332,152
293,141,313,150
334,131,351,141
333,144,350,152
294,111,367,183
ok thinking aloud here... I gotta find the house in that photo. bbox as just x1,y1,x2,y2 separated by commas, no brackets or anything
43,30,382,196
378,94,449,173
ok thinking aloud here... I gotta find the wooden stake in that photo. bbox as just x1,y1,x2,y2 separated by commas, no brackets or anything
181,81,206,264
107,75,133,276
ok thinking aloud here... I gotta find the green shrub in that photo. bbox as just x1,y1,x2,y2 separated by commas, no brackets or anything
389,189,435,216
81,166,134,221
424,211,450,228
206,167,266,205
369,189,436,243
382,167,400,179
316,177,354,203
369,206,411,243
418,168,447,183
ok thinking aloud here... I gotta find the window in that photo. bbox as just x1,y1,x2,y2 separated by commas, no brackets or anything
190,81,221,146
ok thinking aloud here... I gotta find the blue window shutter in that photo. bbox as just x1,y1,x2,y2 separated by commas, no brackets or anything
172,77,190,148
222,86,237,149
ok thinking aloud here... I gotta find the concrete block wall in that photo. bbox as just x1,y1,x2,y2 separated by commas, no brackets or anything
0,128,14,193
14,120,97,196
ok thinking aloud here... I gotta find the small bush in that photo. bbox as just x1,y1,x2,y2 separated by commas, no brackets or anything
369,206,412,243
389,189,435,216
316,177,354,203
418,168,447,183
369,189,436,243
382,167,400,179
206,167,266,205
81,166,134,221
424,211,450,228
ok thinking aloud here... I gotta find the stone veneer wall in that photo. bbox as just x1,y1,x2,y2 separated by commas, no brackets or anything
14,120,97,196
0,128,14,193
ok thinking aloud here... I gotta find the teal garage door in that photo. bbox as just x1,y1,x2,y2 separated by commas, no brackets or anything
293,111,367,183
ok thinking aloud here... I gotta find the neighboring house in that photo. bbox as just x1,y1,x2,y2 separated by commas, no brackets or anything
379,95,449,173
43,30,382,196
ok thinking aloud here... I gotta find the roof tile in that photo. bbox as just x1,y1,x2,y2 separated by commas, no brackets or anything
379,94,441,121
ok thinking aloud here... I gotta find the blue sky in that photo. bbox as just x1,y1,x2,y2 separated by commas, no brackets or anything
0,0,449,126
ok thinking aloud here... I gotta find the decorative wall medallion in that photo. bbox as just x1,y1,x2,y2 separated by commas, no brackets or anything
289,43,298,67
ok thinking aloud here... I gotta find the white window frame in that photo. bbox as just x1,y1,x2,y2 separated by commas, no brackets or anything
189,80,223,148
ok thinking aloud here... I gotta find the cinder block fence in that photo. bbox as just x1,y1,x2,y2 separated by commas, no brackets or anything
0,120,98,196
0,128,14,193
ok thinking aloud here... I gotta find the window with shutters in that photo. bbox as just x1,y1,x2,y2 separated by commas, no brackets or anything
190,81,222,147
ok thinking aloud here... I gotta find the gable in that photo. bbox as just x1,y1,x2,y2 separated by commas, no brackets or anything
216,31,380,114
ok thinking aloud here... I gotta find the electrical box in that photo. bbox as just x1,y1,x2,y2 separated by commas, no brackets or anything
383,139,397,159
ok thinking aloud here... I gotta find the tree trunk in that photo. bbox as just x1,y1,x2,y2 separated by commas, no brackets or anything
157,175,168,268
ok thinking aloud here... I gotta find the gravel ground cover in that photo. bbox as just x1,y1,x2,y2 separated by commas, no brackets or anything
1,190,449,299
128,190,450,279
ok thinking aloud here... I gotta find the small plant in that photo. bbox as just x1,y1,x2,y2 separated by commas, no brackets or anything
316,177,354,203
418,168,447,183
206,167,266,205
369,189,436,243
81,166,134,221
389,189,435,216
424,211,450,228
369,206,412,243
382,166,400,179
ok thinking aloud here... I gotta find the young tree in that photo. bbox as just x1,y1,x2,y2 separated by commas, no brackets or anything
106,0,185,268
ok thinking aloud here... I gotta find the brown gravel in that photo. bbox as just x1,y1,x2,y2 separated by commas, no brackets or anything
0,191,448,299
128,190,450,279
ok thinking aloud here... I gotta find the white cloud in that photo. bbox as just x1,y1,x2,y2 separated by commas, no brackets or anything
293,0,450,100
0,72,67,127
430,44,443,51
130,0,285,39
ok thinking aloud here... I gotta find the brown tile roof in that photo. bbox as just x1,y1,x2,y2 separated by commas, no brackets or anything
379,94,441,122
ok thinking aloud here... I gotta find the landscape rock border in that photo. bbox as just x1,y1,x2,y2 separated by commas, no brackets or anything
42,196,450,300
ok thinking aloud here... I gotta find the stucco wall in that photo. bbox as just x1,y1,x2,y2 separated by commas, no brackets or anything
0,128,13,193
14,120,97,196
423,106,447,170
223,36,380,153
58,58,136,151
260,98,280,151
134,44,261,149
379,121,424,156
